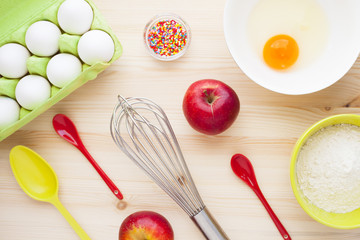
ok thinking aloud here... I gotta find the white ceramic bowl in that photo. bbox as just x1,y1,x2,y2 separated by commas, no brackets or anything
224,0,360,95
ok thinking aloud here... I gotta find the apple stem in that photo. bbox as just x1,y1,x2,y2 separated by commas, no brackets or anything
203,89,209,97
203,89,215,104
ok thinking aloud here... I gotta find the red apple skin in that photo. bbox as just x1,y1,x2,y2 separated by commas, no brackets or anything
119,211,174,240
183,79,240,135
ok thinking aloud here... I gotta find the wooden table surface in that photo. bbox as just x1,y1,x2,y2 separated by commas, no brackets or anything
1,0,360,239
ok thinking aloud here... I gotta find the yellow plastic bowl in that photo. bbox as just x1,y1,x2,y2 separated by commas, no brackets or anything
290,114,360,229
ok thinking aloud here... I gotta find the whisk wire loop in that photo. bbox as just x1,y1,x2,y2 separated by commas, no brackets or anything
126,112,198,215
111,96,204,215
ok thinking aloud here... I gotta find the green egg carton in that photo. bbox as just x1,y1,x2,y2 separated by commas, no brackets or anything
0,0,122,141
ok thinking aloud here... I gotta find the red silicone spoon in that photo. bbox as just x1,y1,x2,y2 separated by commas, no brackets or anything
53,114,123,200
231,154,291,240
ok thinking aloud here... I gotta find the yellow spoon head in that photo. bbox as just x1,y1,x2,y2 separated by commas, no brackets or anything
9,145,59,202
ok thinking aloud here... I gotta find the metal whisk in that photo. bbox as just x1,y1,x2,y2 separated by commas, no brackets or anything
110,96,229,240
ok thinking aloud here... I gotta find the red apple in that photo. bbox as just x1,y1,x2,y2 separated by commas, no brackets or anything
183,79,240,135
119,211,174,240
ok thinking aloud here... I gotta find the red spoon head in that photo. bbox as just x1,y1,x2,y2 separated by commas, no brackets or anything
231,154,258,189
52,114,82,147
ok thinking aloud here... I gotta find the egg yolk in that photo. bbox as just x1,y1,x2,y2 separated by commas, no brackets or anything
263,34,299,70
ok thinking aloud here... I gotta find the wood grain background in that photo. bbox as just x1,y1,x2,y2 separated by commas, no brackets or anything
1,0,360,239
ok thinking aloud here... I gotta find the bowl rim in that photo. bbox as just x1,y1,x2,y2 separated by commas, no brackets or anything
290,113,360,229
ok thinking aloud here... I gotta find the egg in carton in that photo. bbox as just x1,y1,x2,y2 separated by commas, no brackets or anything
0,0,122,141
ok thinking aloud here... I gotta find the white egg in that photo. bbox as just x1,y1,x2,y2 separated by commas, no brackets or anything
0,96,20,129
78,30,114,65
58,0,94,35
0,43,30,78
247,0,329,70
15,75,51,110
46,53,82,88
25,21,61,57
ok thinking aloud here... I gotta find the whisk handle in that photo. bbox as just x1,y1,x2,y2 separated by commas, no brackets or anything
191,207,230,240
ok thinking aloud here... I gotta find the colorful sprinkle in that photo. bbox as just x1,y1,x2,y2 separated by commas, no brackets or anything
147,19,188,57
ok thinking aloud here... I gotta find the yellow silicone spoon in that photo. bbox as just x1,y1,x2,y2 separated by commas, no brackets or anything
9,145,91,240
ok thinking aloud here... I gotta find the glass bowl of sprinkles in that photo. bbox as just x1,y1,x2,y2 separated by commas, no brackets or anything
144,13,191,61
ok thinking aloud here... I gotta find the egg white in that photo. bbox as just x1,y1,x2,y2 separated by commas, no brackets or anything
247,0,329,71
